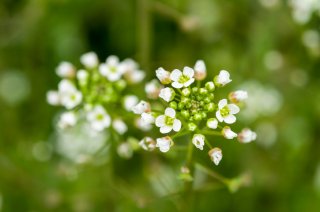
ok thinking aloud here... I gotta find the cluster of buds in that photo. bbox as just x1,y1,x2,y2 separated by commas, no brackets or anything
47,52,146,154
135,60,256,165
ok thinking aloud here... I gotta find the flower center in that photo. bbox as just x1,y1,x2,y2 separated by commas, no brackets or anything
220,106,230,117
96,113,104,120
178,75,190,84
165,116,174,125
110,66,117,73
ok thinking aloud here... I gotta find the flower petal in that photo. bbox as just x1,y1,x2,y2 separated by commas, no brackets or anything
172,81,183,88
224,115,236,124
172,119,181,132
216,111,223,122
228,104,240,114
183,66,194,78
155,115,165,127
218,99,228,109
170,69,182,81
160,125,172,134
165,107,176,118
184,78,195,87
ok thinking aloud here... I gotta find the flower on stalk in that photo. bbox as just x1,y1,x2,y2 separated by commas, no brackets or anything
139,137,156,151
192,134,205,150
155,107,182,134
238,128,257,143
56,62,75,78
58,112,77,129
229,90,248,103
132,100,151,114
216,99,240,124
80,52,99,69
99,55,124,82
46,90,60,106
159,87,175,102
112,119,128,135
123,95,139,111
208,148,223,165
86,105,111,132
207,118,218,129
121,59,145,84
194,60,207,80
156,67,171,84
170,67,195,88
141,112,155,125
222,126,237,139
156,136,174,152
214,70,232,87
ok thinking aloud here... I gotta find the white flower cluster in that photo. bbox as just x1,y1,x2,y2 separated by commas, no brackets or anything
135,60,256,165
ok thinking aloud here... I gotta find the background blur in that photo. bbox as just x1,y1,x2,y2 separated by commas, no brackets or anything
1,0,320,211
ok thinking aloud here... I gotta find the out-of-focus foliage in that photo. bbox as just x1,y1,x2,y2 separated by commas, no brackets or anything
0,0,320,211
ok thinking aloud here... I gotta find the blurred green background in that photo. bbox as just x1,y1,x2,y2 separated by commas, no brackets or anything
1,0,320,211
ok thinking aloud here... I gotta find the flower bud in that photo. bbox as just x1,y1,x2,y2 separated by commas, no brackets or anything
208,148,222,165
112,119,128,135
222,126,237,139
80,52,99,69
169,101,178,109
156,67,171,84
188,122,197,131
229,90,248,103
182,87,191,96
194,60,207,80
132,101,150,114
156,136,173,152
207,118,218,129
159,87,175,102
192,134,205,150
145,79,162,99
205,81,215,91
139,137,156,151
56,62,75,78
237,128,257,143
47,91,60,106
214,70,232,87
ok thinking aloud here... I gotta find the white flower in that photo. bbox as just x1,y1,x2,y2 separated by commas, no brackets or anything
87,105,111,131
155,107,181,134
141,112,155,125
46,90,60,106
99,55,124,82
56,61,75,78
132,100,150,114
222,126,237,139
80,52,99,68
192,134,205,150
170,67,195,88
208,148,222,165
159,87,175,102
145,79,162,99
135,118,152,131
58,80,82,109
117,142,133,159
58,112,77,129
216,99,240,124
123,95,139,111
229,90,248,103
207,118,218,129
214,70,232,87
156,136,173,152
139,137,156,151
58,79,76,93
194,60,207,80
112,119,128,135
121,59,145,83
156,67,171,84
77,69,89,85
238,128,257,143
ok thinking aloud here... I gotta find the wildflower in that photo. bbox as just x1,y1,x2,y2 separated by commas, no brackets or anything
229,90,248,103
208,148,222,165
112,119,128,135
194,60,206,80
123,95,139,111
156,67,171,84
238,128,257,143
170,67,195,88
117,142,133,159
139,137,156,151
56,61,75,78
46,90,60,106
87,105,111,131
216,99,240,124
222,126,237,139
58,112,77,129
80,52,99,69
155,107,182,134
192,134,205,150
141,112,155,125
77,69,89,85
145,79,162,99
214,70,232,87
99,55,124,82
207,118,218,129
60,89,82,110
159,87,175,102
121,59,145,83
132,100,150,114
135,118,152,131
156,136,173,152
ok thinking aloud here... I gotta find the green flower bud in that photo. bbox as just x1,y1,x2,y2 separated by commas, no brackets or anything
181,110,190,118
204,97,211,103
115,79,127,90
181,97,190,104
205,81,215,91
201,111,207,119
205,103,215,112
178,102,185,110
169,101,178,109
208,93,214,100
186,102,192,109
192,87,199,93
194,113,202,121
199,88,208,95
182,88,191,96
188,122,197,131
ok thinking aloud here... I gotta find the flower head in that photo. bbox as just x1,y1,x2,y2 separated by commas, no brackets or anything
192,134,205,150
170,67,195,88
238,128,257,143
139,137,156,151
159,87,175,102
80,52,99,69
214,70,232,87
194,60,207,80
99,55,124,82
216,99,240,124
156,136,174,152
208,148,222,165
87,105,111,131
58,112,77,129
222,126,237,139
155,107,182,134
112,119,128,135
132,101,150,114
56,62,75,78
229,90,248,103
156,67,171,84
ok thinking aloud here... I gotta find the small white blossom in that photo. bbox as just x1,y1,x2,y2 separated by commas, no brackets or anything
156,67,171,84
214,70,232,87
99,55,124,82
208,148,222,165
112,119,128,135
194,60,207,80
155,107,182,134
216,99,240,124
207,118,218,129
123,95,139,111
56,62,75,78
117,142,133,159
87,105,111,131
58,79,76,93
192,134,205,150
229,90,248,103
238,128,257,143
222,126,237,139
121,59,145,83
132,100,150,114
156,136,173,152
159,87,175,102
170,67,195,88
139,137,156,151
58,80,82,109
80,52,99,68
141,112,155,125
145,79,162,99
58,112,77,129
46,90,60,106
77,69,89,85
135,118,152,131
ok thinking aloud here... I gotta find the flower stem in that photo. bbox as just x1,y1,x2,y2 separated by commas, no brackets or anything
194,163,229,185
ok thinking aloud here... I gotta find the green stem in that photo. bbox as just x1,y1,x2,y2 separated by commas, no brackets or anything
199,130,222,136
195,163,229,185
